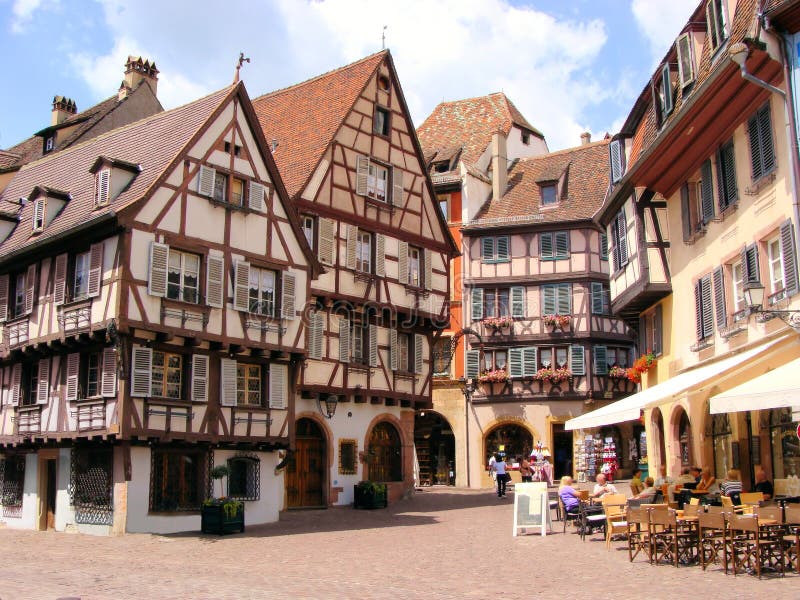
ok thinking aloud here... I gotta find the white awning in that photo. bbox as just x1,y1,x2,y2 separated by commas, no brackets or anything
709,356,800,414
564,337,786,431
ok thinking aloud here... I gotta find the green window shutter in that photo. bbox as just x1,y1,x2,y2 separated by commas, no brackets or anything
591,282,604,315
680,184,692,242
471,288,484,321
481,237,495,262
496,236,510,261
542,285,556,315
555,231,569,259
557,283,571,314
510,286,525,317
600,233,608,260
540,233,553,259
593,346,608,375
509,348,523,378
465,350,480,379
570,345,586,376
522,347,538,377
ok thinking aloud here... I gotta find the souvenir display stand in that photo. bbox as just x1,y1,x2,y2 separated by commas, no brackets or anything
600,437,618,481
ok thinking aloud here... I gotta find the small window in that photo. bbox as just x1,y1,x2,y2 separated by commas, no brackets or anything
228,456,260,500
231,178,244,207
301,215,315,250
677,33,695,87
32,198,45,232
408,246,422,287
224,142,242,157
236,363,262,406
367,162,389,202
433,161,450,173
483,349,507,372
351,322,367,364
248,266,276,316
339,440,357,475
539,346,568,369
437,195,449,221
85,351,101,398
73,250,91,300
166,249,200,303
540,184,557,206
22,361,39,406
706,0,728,52
12,271,26,318
356,231,372,273
151,352,183,399
521,132,531,145
373,106,390,136
397,333,410,372
732,260,745,313
213,172,227,203
377,75,390,92
483,288,510,318
45,136,55,153
767,236,785,298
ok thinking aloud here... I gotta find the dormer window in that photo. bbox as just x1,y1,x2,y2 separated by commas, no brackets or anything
658,63,675,123
44,136,55,153
521,132,531,145
609,139,625,183
706,0,728,52
95,169,111,207
373,106,390,137
89,156,139,207
540,183,557,206
677,33,695,87
433,161,449,173
32,198,45,232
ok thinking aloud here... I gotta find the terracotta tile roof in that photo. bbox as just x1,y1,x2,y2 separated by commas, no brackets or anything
466,140,610,229
251,51,387,198
0,86,234,260
0,151,21,170
416,92,544,168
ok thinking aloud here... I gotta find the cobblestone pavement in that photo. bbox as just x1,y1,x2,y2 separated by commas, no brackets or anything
0,487,797,600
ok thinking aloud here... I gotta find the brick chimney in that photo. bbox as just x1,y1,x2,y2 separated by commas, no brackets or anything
51,96,77,126
580,131,591,145
491,132,508,200
118,55,159,101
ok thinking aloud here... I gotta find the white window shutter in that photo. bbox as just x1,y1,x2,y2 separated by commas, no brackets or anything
423,249,432,290
96,169,111,206
131,346,152,397
369,325,379,367
88,242,104,298
249,181,265,212
233,260,250,312
339,318,351,363
389,328,398,370
522,347,538,377
25,263,36,315
609,140,623,183
205,255,225,308
375,234,386,277
781,220,799,296
66,353,80,401
10,363,21,406
511,286,525,317
309,311,324,360
356,156,370,196
281,272,296,319
346,225,357,270
465,350,480,379
570,345,586,376
398,241,409,285
191,354,209,403
318,218,335,266
392,167,403,205
198,165,215,196
0,274,8,322
509,348,523,378
414,334,424,374
32,198,45,232
53,254,67,306
269,363,287,409
219,358,238,407
101,347,117,397
148,242,169,297
37,358,50,404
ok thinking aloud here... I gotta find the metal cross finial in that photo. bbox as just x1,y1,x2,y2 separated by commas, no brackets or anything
381,25,387,50
234,52,251,84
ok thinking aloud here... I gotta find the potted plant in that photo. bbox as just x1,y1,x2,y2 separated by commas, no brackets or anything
354,480,388,509
201,464,245,535
626,351,657,383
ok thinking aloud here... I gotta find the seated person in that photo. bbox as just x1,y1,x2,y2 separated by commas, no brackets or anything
696,467,716,493
675,467,696,486
633,477,658,501
654,464,674,487
753,468,773,500
558,475,581,514
590,474,618,499
630,469,644,496
720,469,742,497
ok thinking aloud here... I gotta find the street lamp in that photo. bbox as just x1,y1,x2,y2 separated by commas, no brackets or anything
743,281,800,329
460,377,477,402
318,394,339,419
459,377,477,488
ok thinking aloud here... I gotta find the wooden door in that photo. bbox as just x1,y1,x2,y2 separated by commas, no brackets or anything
286,419,326,508
45,459,57,530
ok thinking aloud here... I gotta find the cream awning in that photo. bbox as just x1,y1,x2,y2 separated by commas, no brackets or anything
709,356,800,414
564,337,786,431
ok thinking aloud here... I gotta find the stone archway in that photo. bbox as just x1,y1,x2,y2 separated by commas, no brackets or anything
669,404,693,471
414,410,456,486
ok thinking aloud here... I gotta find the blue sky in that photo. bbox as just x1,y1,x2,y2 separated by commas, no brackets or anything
0,0,699,152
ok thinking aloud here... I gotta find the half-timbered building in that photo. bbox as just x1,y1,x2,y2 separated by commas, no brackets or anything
0,81,317,534
253,51,457,506
571,0,800,489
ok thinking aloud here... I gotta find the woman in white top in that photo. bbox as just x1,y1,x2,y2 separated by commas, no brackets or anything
492,454,508,497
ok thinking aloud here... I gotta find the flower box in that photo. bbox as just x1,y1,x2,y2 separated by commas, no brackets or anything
608,366,628,379
542,314,571,329
354,481,388,509
201,501,244,535
483,317,513,330
478,369,508,383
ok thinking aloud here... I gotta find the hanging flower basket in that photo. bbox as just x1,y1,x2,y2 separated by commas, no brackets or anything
626,351,657,383
542,314,571,329
483,316,513,330
478,369,508,383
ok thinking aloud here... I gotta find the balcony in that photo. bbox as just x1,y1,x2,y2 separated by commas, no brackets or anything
58,299,92,333
4,316,29,349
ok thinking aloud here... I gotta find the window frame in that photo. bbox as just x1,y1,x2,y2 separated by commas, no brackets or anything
166,249,201,304
432,337,452,378
483,349,508,372
366,160,390,203
540,183,557,206
356,230,373,274
212,171,227,203
21,361,39,407
373,105,391,137
767,236,785,301
301,215,316,251
150,351,184,400
408,245,422,287
236,362,264,407
539,346,568,369
73,249,91,301
397,332,410,372
149,447,208,513
85,351,101,399
247,265,276,317
483,287,510,318
706,0,728,53
481,236,510,264
12,271,26,319
437,194,450,222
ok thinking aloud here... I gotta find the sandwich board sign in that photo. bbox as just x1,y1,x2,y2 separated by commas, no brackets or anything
513,482,552,537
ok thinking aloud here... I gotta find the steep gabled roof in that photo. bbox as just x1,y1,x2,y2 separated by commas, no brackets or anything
466,140,610,230
416,92,544,168
251,51,387,198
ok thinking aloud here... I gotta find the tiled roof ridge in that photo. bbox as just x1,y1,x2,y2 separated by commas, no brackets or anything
253,50,387,101
516,138,609,163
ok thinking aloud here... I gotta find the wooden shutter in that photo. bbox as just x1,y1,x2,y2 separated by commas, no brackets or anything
205,255,225,308
471,288,484,320
219,358,238,407
511,286,525,317
375,234,386,277
465,349,480,379
540,233,553,258
0,273,7,322
600,233,608,260
557,283,571,314
10,363,21,406
24,263,36,314
391,167,403,206
743,244,760,283
661,64,673,114
609,139,623,183
591,282,604,314
694,280,704,341
32,198,45,231
750,104,775,180
87,242,103,298
700,159,714,223
269,363,287,409
37,358,50,404
131,347,152,397
398,241,408,285
66,353,80,401
542,285,556,315
423,249,432,290
509,347,523,378
339,318,350,363
701,274,714,339
233,260,250,311
616,211,628,266
481,237,494,262
356,156,370,196
496,236,509,261
680,184,692,242
248,181,264,211
716,141,737,210
346,225,357,270
414,334,424,374
369,325,379,367
570,345,586,376
389,328,398,371
191,354,209,402
780,220,799,296
101,347,117,397
677,33,694,86
53,254,67,306
713,266,727,329
281,272,296,319
198,165,215,196
522,347,538,377
318,218,335,266
593,346,608,375
308,311,325,360
555,231,569,258
96,169,110,206
148,242,169,297
653,304,663,355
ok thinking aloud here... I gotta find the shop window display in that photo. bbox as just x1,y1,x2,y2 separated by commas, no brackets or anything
770,408,799,478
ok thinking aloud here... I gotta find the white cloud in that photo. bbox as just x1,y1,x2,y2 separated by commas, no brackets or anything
630,0,702,63
10,0,51,32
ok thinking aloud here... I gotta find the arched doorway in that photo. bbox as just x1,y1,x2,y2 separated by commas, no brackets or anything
286,417,327,508
671,406,692,470
651,408,666,471
367,421,402,482
484,423,533,466
414,411,455,486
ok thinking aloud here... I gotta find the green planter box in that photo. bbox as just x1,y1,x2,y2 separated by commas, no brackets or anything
353,483,388,509
201,503,245,535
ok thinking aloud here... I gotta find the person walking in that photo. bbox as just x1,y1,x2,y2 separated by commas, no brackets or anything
492,453,509,498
